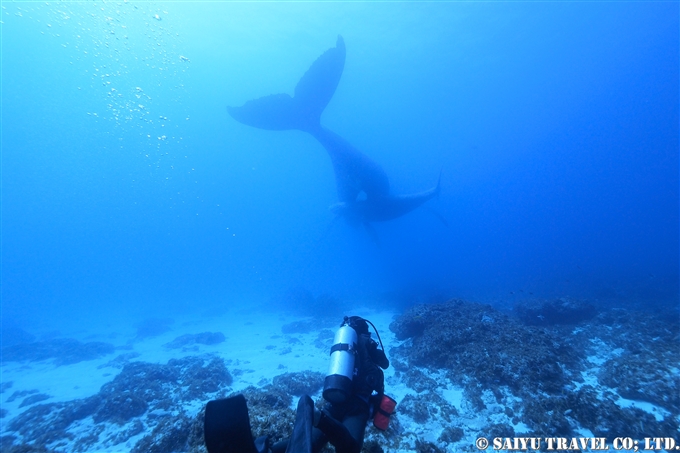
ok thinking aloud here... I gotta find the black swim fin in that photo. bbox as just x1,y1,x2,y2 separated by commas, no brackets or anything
228,36,346,132
205,394,257,453
285,395,314,453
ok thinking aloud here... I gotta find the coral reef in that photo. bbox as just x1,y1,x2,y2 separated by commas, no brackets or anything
313,329,335,351
19,394,51,409
130,415,193,453
0,321,36,348
398,394,432,423
522,385,678,439
483,422,515,439
398,392,458,425
584,308,680,414
390,299,582,394
600,352,680,414
133,318,174,340
7,390,39,403
514,297,597,326
4,355,232,451
3,443,59,453
438,426,464,443
164,332,226,350
97,352,141,370
390,299,679,444
236,385,296,444
398,368,438,394
272,371,325,397
3,299,677,452
1,339,115,366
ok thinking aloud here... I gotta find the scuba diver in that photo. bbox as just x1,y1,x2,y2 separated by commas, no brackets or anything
204,316,396,453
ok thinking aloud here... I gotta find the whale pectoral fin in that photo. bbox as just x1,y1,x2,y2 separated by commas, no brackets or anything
424,206,449,228
435,168,443,199
363,222,381,247
335,171,362,203
294,36,346,123
227,93,299,131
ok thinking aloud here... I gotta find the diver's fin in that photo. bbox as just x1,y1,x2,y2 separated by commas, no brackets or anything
228,36,346,132
205,394,257,453
315,407,362,452
285,395,314,453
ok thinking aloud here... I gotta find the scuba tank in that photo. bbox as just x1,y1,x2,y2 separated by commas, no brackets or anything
323,319,358,404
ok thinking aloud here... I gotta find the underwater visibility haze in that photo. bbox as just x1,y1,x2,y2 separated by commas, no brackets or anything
1,1,679,452
3,1,677,327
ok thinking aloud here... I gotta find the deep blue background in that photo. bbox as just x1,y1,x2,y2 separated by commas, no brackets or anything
2,2,678,332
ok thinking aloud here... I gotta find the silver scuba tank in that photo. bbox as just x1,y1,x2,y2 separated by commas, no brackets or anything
322,322,358,404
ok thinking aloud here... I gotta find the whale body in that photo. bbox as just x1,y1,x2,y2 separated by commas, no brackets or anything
227,36,442,236
331,173,441,224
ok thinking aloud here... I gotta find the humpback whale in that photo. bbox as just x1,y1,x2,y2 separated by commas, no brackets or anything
227,36,442,236
330,172,441,224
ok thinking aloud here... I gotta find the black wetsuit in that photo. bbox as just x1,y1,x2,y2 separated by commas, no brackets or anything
272,333,389,453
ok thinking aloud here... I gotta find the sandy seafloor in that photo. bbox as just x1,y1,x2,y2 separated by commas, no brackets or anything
1,302,678,453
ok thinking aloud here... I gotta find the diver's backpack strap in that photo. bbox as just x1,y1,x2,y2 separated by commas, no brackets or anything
330,343,356,355
205,394,258,453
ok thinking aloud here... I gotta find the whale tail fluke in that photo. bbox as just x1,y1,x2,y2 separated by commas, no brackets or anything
435,168,443,200
227,94,298,131
293,35,346,130
228,36,346,133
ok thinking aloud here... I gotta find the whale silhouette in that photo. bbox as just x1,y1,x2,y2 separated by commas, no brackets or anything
227,36,442,237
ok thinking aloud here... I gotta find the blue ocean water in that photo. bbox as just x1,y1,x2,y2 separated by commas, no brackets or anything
2,1,678,332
